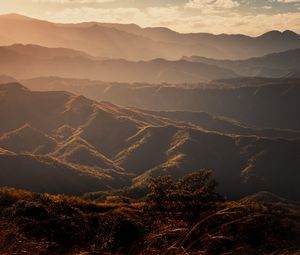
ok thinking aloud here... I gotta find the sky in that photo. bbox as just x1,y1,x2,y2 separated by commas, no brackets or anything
1,0,300,35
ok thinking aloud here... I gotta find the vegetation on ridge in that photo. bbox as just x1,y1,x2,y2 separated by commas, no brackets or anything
0,171,299,254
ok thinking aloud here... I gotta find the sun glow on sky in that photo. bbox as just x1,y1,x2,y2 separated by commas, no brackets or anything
1,0,300,35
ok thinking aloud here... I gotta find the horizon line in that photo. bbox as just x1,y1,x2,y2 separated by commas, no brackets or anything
1,12,299,38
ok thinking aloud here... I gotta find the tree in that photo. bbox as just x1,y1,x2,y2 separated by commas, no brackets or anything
147,170,223,216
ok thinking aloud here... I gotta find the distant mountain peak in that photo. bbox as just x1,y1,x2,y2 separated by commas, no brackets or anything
259,30,281,38
259,30,299,39
282,30,299,38
0,13,33,20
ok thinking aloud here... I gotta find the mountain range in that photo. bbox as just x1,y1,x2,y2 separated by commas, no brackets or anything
0,82,299,200
22,76,300,130
1,43,300,83
1,13,300,61
184,48,300,78
0,13,299,202
0,44,238,82
0,10,299,255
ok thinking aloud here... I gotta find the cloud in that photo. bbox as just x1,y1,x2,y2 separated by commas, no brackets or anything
48,6,182,29
178,11,300,35
262,6,273,9
48,7,148,24
186,0,240,10
24,0,298,36
45,4,300,36
32,0,115,3
276,0,300,3
147,6,181,21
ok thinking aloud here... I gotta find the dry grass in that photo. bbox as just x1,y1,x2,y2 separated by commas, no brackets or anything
0,188,299,255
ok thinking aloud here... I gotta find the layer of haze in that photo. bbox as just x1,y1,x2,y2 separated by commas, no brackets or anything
0,0,300,35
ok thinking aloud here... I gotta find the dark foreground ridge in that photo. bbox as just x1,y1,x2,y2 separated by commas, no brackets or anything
0,171,299,254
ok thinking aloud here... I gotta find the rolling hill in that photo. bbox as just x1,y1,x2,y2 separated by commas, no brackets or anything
18,76,300,137
142,110,300,139
184,48,300,78
22,76,300,130
119,125,300,200
0,82,299,200
0,44,238,82
95,81,300,130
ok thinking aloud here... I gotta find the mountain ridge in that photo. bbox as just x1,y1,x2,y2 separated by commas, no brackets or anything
0,82,299,200
183,48,300,78
20,76,300,131
1,13,300,60
0,44,238,82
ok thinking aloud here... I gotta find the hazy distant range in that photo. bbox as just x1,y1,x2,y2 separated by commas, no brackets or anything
0,14,300,83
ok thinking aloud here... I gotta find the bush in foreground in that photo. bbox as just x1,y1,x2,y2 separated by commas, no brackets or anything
0,172,299,254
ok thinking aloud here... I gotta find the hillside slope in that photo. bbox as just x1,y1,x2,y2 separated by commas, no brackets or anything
0,83,299,200
21,77,300,130
99,82,300,130
0,149,113,195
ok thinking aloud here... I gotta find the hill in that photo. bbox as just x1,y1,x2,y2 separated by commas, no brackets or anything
1,14,300,60
0,82,299,200
118,125,300,200
98,81,300,130
0,187,299,254
143,109,300,139
9,77,300,139
0,44,237,82
0,149,114,195
243,191,300,210
0,124,57,154
184,48,300,78
23,77,300,130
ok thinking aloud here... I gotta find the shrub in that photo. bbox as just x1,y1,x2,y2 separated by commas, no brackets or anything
147,170,223,218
